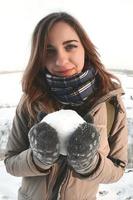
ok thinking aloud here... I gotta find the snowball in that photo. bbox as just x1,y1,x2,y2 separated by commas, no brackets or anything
41,109,85,155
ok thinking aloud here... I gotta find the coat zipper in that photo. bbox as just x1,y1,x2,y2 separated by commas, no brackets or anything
57,169,71,200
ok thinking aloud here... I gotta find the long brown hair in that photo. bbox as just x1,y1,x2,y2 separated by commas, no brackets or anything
21,12,120,123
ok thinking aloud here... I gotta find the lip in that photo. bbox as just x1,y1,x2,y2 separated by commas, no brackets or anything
55,68,74,75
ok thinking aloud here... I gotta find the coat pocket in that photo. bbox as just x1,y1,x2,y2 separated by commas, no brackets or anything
18,188,32,200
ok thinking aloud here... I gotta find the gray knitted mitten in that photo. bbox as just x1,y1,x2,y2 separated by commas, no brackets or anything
28,122,60,167
67,122,100,175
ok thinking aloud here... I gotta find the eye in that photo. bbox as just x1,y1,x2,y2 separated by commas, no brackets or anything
46,47,57,56
65,44,78,51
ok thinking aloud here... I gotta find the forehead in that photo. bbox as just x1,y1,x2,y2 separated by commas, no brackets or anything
47,21,80,44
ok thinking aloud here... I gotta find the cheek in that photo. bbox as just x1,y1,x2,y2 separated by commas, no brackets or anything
45,59,54,71
45,64,53,74
74,49,85,71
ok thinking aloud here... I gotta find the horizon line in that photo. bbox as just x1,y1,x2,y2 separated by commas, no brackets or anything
0,68,133,75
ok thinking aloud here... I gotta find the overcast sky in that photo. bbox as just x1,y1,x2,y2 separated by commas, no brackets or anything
0,0,133,71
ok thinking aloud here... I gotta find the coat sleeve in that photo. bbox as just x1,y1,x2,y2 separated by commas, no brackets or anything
75,97,128,183
4,103,52,177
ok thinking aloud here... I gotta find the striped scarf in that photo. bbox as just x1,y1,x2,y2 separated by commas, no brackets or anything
45,67,98,106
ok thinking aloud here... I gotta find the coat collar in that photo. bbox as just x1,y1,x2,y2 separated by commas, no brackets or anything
89,87,125,113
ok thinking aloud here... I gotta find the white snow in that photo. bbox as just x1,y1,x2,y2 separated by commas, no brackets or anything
98,169,133,200
0,161,21,200
0,70,133,200
42,109,85,155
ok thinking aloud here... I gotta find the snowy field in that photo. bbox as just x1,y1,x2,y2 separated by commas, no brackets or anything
0,70,133,200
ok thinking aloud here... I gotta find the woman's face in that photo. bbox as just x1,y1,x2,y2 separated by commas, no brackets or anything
45,21,85,77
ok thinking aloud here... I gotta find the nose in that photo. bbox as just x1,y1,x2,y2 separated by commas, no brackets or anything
56,51,68,67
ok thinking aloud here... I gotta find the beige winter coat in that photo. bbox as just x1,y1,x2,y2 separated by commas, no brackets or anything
4,87,128,200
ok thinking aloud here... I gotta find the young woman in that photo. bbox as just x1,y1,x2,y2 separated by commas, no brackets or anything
4,12,128,200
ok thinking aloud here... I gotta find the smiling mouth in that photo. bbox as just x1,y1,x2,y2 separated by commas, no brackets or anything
56,68,74,74
57,69,73,76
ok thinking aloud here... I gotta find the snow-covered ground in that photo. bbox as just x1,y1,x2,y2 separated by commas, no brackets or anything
0,70,133,200
0,161,21,200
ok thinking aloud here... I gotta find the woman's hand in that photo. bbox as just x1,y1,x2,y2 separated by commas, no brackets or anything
67,123,100,175
28,122,60,167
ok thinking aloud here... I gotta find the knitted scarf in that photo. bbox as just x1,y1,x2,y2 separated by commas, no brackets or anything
45,66,98,106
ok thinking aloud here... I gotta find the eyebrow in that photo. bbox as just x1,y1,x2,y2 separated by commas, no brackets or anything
47,40,79,49
63,40,79,45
